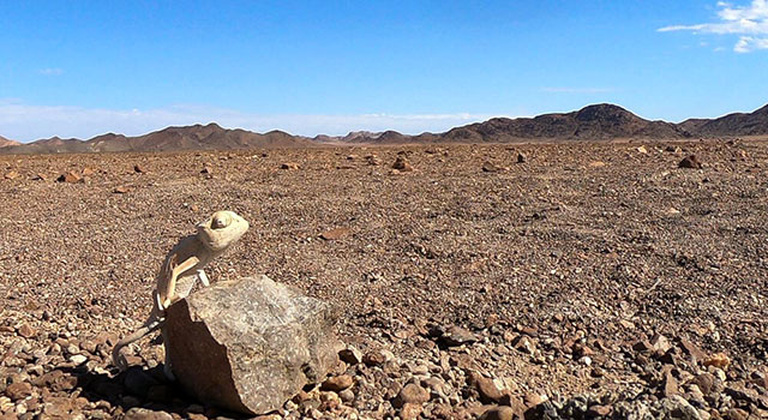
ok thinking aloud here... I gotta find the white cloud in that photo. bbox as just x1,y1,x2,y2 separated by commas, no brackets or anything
38,68,64,76
0,101,492,142
659,0,768,52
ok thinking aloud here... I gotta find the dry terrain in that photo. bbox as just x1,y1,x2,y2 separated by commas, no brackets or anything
1,140,767,419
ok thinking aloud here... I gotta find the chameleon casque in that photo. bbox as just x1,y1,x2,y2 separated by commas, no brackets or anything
112,210,249,379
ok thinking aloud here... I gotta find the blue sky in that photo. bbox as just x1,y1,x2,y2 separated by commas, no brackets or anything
1,1,767,142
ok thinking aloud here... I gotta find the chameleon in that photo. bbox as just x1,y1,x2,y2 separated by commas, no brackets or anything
112,210,249,379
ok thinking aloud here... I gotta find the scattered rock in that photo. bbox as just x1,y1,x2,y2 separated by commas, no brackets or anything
133,164,145,173
338,346,363,365
478,405,514,420
319,227,351,241
468,371,506,404
200,166,212,174
32,173,49,181
482,161,501,173
16,323,36,338
321,375,354,392
437,325,478,347
5,382,32,401
113,186,130,194
679,155,703,169
281,162,300,170
365,154,381,165
392,156,414,171
392,383,430,408
82,167,96,176
123,407,174,420
3,171,20,180
636,146,648,154
57,171,83,183
517,153,526,163
362,349,391,367
703,353,730,369
588,161,606,168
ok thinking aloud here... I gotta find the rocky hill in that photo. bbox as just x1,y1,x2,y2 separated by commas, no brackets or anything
440,104,688,142
681,104,768,137
2,123,313,154
3,103,768,153
0,135,20,148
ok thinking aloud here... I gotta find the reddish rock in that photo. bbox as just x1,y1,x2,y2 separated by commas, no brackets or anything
478,405,514,420
57,171,83,183
392,156,413,172
113,186,130,194
392,383,430,408
5,382,33,401
321,375,354,392
319,227,351,241
678,155,702,169
81,167,96,176
3,171,20,180
16,323,36,338
280,162,300,170
468,371,506,404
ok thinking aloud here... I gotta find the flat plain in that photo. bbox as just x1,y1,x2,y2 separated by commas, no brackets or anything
1,140,767,419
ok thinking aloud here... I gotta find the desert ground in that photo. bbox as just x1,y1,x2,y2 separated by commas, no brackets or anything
1,140,767,419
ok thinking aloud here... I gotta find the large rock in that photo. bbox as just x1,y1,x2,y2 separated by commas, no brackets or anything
164,275,342,415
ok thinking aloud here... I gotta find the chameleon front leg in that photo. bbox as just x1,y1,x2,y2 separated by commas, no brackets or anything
160,255,201,308
197,269,210,287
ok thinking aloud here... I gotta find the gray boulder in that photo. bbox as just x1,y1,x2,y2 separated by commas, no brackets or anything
164,274,342,415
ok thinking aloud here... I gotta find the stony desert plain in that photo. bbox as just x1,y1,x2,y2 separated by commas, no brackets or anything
1,140,767,419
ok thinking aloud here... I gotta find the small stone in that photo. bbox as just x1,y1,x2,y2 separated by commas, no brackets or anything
81,167,96,176
365,154,381,165
468,372,505,404
123,407,174,420
338,346,363,365
650,334,672,355
16,324,36,338
587,404,612,417
703,353,730,369
5,382,32,401
392,156,413,171
438,325,478,347
724,408,749,420
321,375,354,392
113,186,130,194
663,369,679,397
636,146,648,154
200,166,212,174
32,173,49,181
338,389,354,403
362,349,390,367
392,383,430,408
400,403,423,420
692,373,716,395
280,162,300,170
679,155,702,169
69,354,88,365
3,171,20,180
478,405,514,420
319,227,351,241
57,171,83,183
133,164,145,173
482,161,500,173
524,392,544,408
513,336,536,354
517,153,526,163
588,161,606,168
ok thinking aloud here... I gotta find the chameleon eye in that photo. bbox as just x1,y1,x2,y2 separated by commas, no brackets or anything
212,212,232,229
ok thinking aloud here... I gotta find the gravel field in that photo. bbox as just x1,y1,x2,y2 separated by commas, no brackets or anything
1,140,767,419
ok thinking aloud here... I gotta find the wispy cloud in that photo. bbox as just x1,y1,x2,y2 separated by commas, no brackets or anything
541,87,614,94
659,0,768,52
38,68,64,76
0,101,492,142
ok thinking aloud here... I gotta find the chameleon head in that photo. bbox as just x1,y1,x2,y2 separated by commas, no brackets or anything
196,210,249,252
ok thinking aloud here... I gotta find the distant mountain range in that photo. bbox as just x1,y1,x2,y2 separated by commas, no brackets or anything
2,103,767,154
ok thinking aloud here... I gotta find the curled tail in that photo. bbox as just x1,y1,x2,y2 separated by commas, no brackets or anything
111,316,165,371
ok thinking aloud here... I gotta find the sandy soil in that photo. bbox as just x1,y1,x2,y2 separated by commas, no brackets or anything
0,140,766,419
